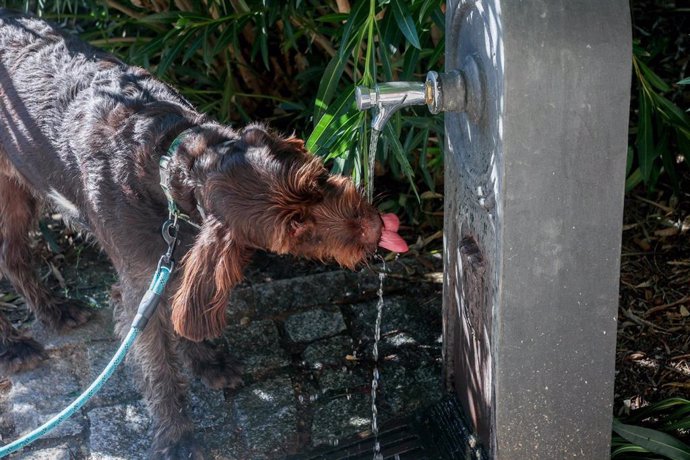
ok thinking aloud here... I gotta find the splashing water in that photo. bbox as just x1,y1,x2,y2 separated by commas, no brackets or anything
371,257,386,460
366,128,382,203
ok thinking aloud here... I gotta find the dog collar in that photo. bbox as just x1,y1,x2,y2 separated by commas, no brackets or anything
159,129,205,229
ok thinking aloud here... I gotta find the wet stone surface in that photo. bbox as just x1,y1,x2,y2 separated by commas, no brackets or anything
284,309,347,343
302,335,354,369
0,252,445,458
225,319,291,378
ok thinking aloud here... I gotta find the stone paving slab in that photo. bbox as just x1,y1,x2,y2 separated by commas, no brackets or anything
224,320,290,378
284,309,346,343
232,375,298,455
0,255,445,458
88,402,150,460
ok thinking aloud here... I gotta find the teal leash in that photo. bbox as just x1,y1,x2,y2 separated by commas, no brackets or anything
0,129,197,458
0,256,173,458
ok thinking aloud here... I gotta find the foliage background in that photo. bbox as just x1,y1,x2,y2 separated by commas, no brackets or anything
1,0,687,239
1,0,447,245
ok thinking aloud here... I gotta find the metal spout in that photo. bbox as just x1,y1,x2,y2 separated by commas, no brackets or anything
356,82,427,131
355,60,484,130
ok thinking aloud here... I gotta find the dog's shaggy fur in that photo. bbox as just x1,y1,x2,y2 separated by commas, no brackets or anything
0,10,384,458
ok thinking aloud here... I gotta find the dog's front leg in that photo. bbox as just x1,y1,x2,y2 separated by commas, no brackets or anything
114,282,203,460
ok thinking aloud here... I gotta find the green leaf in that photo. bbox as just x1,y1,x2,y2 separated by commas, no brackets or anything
315,13,349,23
376,15,396,82
314,54,349,126
338,0,369,58
625,168,643,193
324,113,361,161
658,131,680,192
137,11,187,25
306,88,356,154
611,445,651,458
258,13,270,70
652,93,690,131
626,145,634,176
391,0,421,50
182,32,204,64
636,90,655,183
431,6,445,29
401,45,420,80
212,23,240,57
637,58,671,92
664,420,690,431
158,30,193,76
677,77,690,85
384,122,419,200
612,419,690,460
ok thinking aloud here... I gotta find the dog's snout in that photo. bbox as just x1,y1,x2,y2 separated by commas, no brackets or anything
360,214,383,248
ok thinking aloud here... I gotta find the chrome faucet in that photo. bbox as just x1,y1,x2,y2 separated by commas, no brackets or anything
355,58,484,130
355,81,428,132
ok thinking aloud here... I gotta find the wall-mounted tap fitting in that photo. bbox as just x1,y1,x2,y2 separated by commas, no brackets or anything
355,56,484,130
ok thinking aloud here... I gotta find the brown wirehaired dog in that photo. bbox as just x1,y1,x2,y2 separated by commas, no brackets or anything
0,10,406,459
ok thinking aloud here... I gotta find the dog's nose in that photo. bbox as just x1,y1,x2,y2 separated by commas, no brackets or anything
360,215,383,248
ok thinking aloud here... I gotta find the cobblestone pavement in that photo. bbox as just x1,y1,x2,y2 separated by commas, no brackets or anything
0,250,445,459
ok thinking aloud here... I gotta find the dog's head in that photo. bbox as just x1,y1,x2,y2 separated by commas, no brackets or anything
169,124,406,341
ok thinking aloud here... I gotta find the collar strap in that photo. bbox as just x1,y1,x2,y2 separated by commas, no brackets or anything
159,129,205,229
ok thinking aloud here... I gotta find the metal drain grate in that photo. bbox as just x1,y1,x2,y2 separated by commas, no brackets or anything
298,421,424,460
293,396,485,460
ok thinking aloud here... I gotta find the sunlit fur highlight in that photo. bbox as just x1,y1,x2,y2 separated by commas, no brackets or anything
170,125,382,341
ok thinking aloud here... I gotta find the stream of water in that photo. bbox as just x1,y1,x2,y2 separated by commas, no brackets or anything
370,256,386,460
366,128,381,204
366,128,385,459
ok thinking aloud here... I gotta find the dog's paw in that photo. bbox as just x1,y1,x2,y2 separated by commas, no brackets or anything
151,432,204,460
197,354,244,390
197,356,244,390
42,299,92,330
199,361,244,390
0,336,46,373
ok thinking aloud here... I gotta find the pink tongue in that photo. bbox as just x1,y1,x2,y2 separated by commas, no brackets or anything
378,213,409,253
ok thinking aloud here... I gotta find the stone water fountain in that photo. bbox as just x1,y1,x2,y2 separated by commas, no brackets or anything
356,0,631,457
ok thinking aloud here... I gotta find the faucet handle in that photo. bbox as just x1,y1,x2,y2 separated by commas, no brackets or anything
355,86,375,110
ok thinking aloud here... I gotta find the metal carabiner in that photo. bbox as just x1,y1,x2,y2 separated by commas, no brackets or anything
161,219,179,263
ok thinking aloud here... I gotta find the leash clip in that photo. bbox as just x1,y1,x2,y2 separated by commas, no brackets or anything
161,218,179,265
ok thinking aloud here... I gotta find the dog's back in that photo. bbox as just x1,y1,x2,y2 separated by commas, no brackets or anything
0,10,195,196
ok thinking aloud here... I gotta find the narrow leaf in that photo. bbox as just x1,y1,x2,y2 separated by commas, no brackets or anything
384,122,419,200
625,168,643,193
611,445,651,458
182,33,204,64
637,58,671,92
653,93,690,130
636,90,655,183
376,16,396,82
158,31,193,76
258,13,270,70
391,0,421,49
314,54,349,126
339,0,369,58
612,419,690,460
626,145,634,176
306,88,356,153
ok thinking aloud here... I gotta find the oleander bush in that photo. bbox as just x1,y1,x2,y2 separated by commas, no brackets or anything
1,0,687,234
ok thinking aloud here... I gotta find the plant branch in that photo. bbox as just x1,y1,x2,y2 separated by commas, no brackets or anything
104,0,144,19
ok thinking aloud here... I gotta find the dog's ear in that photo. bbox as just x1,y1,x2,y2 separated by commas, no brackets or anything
289,212,313,239
171,217,251,342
